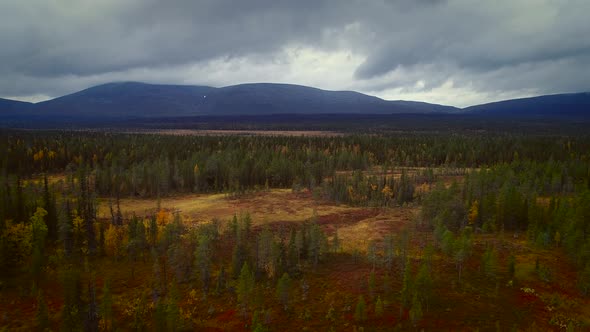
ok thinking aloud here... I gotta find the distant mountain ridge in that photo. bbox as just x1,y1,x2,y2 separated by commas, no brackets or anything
463,92,590,116
0,98,32,111
1,82,589,123
0,82,458,120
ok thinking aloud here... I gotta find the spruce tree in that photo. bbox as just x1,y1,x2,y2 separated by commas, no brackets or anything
276,272,292,310
237,262,255,312
400,257,412,318
100,279,113,331
374,296,384,318
354,295,367,323
409,293,423,326
36,290,49,331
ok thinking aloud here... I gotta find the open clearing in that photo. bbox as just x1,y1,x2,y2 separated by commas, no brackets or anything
112,129,344,137
98,189,417,251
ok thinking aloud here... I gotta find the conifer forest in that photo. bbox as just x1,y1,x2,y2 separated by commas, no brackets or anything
1,128,590,331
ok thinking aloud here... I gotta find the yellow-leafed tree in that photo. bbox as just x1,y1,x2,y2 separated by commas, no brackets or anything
468,200,479,226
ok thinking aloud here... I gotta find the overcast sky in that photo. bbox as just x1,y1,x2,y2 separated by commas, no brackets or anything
1,0,589,107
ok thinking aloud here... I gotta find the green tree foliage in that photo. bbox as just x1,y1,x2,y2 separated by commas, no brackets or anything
441,229,455,256
167,241,193,283
481,244,498,279
422,182,465,231
237,262,255,312
127,292,149,331
61,268,83,332
508,254,516,280
166,283,181,332
368,270,377,299
36,290,49,331
42,174,59,242
367,240,378,270
374,296,384,318
195,234,212,295
256,226,277,279
251,309,270,332
276,272,292,310
579,263,590,296
414,263,433,312
215,265,226,295
400,258,412,316
85,278,99,332
383,234,395,270
100,279,114,332
31,207,48,290
332,227,341,253
154,298,167,332
354,295,367,323
2,129,590,330
409,293,423,326
453,228,472,282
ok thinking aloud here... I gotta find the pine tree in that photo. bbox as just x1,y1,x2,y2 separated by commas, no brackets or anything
374,296,384,318
368,271,376,299
454,229,472,282
367,240,378,269
100,279,113,331
256,226,274,278
276,272,292,310
354,295,367,323
415,263,433,312
325,303,336,323
468,200,480,226
195,235,212,295
508,254,516,280
166,282,181,332
149,215,158,247
59,201,74,257
36,290,49,331
441,229,455,256
409,293,423,326
154,298,167,332
151,249,163,296
481,245,498,279
31,207,48,291
86,278,99,332
400,257,412,317
61,268,83,332
382,273,392,297
251,309,269,332
237,262,255,312
131,292,148,331
383,234,395,270
43,174,58,241
332,227,341,253
578,263,590,296
231,243,248,279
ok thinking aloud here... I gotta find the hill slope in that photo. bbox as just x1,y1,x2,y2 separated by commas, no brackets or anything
0,98,32,113
34,82,215,118
464,92,590,116
3,83,588,123
2,82,458,120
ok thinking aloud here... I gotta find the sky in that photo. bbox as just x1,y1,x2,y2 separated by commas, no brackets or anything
1,0,589,107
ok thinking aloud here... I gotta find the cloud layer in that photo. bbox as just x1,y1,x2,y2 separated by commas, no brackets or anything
1,0,589,107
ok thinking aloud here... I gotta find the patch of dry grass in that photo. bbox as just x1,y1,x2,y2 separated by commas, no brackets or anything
98,189,419,252
99,189,358,226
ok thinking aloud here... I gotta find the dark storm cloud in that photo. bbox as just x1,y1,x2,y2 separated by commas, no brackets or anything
1,0,589,105
2,0,351,77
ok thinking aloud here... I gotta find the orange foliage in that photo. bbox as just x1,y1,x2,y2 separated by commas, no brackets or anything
156,209,170,226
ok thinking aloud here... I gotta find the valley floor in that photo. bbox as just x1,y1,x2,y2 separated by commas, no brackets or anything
2,187,588,331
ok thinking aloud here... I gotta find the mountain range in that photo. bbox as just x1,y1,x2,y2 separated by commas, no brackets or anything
1,82,589,123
